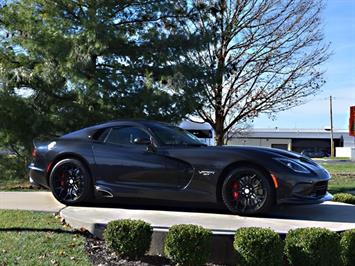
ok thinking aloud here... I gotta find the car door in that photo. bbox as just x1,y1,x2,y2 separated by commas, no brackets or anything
92,126,182,189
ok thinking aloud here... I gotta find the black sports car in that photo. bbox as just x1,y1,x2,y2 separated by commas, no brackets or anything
29,120,332,215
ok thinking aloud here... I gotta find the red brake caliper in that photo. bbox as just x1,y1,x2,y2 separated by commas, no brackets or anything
60,173,65,188
232,182,239,200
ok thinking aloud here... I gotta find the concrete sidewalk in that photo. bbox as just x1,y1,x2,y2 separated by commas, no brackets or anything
60,201,355,237
0,191,65,212
1,192,355,234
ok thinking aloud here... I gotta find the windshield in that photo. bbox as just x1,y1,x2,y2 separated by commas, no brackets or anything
149,124,205,146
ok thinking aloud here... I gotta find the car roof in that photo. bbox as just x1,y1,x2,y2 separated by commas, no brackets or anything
101,119,170,126
60,120,174,140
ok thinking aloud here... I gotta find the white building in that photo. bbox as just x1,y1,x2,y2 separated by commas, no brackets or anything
229,128,354,156
179,119,215,146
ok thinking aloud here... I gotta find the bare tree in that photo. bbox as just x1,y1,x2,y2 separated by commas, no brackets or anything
178,0,330,145
224,122,252,145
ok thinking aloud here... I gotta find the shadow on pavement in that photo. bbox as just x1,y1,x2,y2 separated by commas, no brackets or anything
269,203,355,224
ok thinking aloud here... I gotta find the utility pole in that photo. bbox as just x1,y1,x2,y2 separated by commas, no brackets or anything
330,96,335,157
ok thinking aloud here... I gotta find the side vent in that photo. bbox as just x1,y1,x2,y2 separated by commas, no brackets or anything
95,186,114,198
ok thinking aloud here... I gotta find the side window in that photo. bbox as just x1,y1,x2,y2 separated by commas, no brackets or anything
92,128,110,142
106,127,150,145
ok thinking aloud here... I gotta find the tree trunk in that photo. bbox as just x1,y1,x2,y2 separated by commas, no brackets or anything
214,0,226,146
215,115,225,146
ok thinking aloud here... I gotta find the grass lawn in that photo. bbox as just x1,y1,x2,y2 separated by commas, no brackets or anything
0,154,40,191
0,210,90,266
0,177,40,191
322,162,355,194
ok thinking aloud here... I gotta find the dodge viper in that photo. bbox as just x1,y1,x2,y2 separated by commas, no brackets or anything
29,120,332,215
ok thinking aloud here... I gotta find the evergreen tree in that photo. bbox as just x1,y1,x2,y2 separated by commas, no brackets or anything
0,0,205,165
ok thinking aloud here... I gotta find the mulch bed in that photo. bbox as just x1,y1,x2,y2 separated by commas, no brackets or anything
85,237,172,266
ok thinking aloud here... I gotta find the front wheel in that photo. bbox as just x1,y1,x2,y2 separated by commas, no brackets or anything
49,158,92,205
221,167,274,215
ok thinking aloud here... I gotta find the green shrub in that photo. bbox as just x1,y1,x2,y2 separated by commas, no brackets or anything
164,224,212,266
284,227,341,266
333,193,355,205
233,227,283,266
103,219,152,258
340,229,355,266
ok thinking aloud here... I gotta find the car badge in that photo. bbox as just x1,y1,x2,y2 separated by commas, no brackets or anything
198,170,215,176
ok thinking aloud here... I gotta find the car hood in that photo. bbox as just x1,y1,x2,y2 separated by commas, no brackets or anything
207,145,323,171
204,145,302,159
163,145,307,168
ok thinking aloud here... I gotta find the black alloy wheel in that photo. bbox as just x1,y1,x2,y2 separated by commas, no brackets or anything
221,167,274,215
49,158,92,205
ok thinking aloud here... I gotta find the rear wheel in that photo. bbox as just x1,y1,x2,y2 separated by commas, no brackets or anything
221,167,274,215
49,158,92,205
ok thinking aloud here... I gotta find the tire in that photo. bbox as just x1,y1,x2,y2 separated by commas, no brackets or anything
221,166,274,215
49,158,93,205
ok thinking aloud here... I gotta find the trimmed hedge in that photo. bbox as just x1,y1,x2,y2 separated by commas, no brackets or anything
333,193,355,205
102,220,355,265
341,229,355,266
233,227,283,266
164,224,212,266
103,219,152,258
284,227,341,266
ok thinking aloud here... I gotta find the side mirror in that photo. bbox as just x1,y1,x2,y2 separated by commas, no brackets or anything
146,142,157,153
133,137,151,145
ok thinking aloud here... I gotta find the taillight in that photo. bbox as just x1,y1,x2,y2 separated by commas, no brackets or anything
32,148,37,157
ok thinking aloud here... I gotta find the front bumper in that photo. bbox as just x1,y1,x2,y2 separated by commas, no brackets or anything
275,167,332,205
278,191,333,205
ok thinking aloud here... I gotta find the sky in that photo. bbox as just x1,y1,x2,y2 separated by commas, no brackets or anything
253,0,355,129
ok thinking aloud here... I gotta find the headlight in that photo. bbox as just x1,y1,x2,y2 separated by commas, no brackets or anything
275,158,311,174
